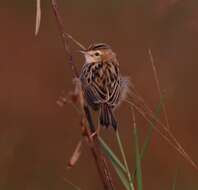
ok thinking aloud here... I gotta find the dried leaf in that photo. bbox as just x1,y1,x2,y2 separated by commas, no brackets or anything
35,0,41,36
56,95,67,107
68,140,82,169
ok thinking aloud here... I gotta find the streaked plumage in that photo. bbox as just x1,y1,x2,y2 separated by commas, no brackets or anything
80,43,128,130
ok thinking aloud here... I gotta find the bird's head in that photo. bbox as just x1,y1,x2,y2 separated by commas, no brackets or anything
80,43,116,63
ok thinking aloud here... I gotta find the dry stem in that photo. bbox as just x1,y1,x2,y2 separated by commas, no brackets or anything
148,49,170,129
126,90,198,170
51,0,115,189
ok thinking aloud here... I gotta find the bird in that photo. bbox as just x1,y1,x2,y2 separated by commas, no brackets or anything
79,43,129,131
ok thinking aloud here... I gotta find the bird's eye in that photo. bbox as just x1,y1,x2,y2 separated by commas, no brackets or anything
95,52,100,56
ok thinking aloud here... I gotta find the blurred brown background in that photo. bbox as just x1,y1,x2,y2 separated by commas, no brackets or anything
0,0,198,189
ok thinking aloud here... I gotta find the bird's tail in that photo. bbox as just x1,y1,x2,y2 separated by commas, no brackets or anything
99,104,117,130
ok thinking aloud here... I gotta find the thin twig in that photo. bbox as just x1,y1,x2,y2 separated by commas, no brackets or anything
51,0,85,77
51,0,85,50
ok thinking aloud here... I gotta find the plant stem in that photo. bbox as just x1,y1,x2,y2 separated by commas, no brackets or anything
132,108,143,190
116,131,134,190
51,1,115,189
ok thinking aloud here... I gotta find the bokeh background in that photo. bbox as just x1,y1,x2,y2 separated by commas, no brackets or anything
0,0,198,189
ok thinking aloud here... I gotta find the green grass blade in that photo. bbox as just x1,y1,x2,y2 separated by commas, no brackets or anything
111,161,130,190
116,131,134,190
132,97,164,179
140,97,164,159
132,108,143,190
99,137,131,190
99,137,127,173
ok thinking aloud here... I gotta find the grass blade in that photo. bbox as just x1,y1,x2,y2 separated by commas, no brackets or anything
111,161,130,190
132,97,164,179
148,49,170,130
99,137,131,190
140,97,164,159
99,137,127,173
132,108,143,190
116,131,134,190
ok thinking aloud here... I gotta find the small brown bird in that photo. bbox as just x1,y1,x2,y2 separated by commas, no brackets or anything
80,43,128,130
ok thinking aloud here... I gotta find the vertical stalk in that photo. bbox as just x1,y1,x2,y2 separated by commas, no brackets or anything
51,1,115,189
116,131,134,190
